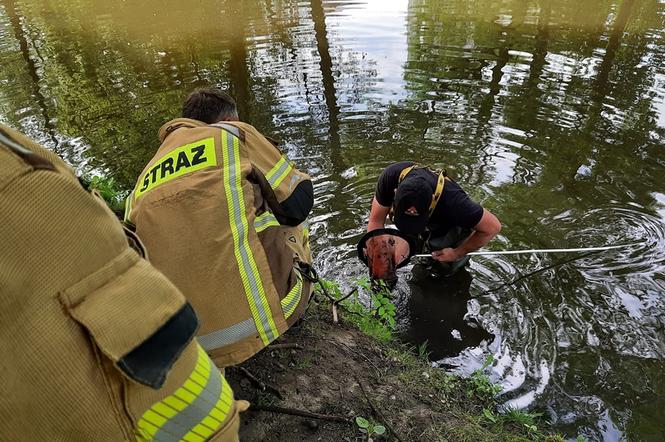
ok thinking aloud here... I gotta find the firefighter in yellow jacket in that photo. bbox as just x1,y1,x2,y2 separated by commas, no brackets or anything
125,88,314,367
0,124,246,441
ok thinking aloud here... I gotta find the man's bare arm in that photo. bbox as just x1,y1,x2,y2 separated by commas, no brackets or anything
432,209,501,262
367,196,391,231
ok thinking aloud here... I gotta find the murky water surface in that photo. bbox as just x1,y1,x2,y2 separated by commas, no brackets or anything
1,0,664,439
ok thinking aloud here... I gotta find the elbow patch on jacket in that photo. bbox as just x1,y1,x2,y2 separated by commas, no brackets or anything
117,302,199,389
279,180,314,226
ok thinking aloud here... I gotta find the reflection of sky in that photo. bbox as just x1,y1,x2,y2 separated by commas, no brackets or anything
655,74,665,128
654,192,665,219
326,0,409,102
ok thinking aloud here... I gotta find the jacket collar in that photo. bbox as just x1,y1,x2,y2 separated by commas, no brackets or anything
158,118,207,142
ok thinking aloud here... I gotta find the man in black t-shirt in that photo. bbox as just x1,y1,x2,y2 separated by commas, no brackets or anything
367,162,501,273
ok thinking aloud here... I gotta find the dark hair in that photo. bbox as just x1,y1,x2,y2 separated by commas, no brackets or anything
182,88,238,123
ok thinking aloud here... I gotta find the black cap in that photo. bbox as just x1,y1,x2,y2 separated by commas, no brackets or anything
393,176,432,235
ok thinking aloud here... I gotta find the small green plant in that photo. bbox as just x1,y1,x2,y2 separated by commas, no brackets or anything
482,407,542,435
355,416,386,441
314,279,343,299
482,408,498,423
315,277,396,342
371,289,396,328
295,355,312,369
343,290,394,342
417,340,431,362
356,276,396,329
80,174,127,214
466,354,502,401
502,407,541,434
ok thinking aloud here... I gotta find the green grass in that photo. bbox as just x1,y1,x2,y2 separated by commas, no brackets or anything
314,278,395,342
79,174,127,215
295,355,313,369
315,277,565,441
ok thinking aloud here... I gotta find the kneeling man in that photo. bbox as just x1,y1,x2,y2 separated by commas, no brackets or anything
125,88,314,366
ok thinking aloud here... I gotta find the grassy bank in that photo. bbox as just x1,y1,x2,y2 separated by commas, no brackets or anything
227,279,564,442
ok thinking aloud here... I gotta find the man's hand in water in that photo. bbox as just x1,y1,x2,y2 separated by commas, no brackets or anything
432,248,462,263
431,210,501,263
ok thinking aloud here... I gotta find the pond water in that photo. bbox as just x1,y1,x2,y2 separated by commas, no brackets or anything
1,0,664,439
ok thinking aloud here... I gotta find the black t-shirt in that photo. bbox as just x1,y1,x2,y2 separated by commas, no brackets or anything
375,162,484,234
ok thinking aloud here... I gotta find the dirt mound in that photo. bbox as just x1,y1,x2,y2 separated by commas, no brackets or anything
226,303,547,442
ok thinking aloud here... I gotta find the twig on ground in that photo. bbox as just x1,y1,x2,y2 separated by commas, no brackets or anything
356,377,405,442
317,284,339,323
332,303,339,323
317,284,358,324
332,288,357,324
235,367,284,400
249,404,350,423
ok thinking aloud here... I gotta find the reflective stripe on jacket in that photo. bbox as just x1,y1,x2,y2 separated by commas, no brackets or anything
0,124,243,441
126,118,313,367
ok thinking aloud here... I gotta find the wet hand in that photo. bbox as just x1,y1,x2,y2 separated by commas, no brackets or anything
432,248,462,263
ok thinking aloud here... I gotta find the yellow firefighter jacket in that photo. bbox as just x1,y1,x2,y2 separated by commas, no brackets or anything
0,124,246,441
125,118,314,367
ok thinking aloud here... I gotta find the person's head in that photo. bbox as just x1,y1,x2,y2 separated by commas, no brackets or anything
393,176,433,235
182,88,239,123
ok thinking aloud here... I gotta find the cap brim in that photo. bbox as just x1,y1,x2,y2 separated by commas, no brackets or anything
394,212,428,235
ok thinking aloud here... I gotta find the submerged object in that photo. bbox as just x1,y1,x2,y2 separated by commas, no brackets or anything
368,235,398,287
357,228,416,288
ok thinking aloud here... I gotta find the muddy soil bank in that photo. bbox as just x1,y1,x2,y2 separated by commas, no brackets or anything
226,302,561,442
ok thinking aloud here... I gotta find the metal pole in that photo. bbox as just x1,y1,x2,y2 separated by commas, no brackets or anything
412,243,641,258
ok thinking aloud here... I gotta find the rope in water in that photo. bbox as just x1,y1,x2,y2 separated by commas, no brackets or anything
413,242,641,258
